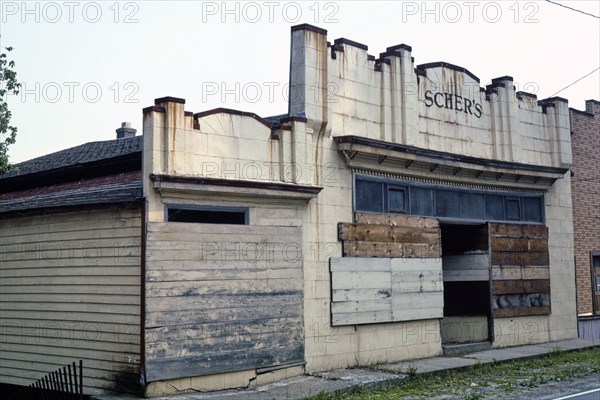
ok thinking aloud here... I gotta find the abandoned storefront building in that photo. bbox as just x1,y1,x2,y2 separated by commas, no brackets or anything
0,24,577,396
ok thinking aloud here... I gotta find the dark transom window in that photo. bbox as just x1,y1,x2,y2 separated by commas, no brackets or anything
354,176,544,223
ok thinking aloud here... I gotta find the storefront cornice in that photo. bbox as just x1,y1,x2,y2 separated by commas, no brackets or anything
150,174,322,201
334,135,568,190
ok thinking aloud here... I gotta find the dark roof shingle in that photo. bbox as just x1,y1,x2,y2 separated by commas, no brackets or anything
1,136,143,179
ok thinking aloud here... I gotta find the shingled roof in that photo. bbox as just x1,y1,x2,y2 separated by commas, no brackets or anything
0,136,143,214
0,135,143,179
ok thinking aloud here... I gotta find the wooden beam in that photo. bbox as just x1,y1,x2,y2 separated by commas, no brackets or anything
493,306,551,318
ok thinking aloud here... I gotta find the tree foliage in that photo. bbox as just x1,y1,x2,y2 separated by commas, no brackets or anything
0,45,21,174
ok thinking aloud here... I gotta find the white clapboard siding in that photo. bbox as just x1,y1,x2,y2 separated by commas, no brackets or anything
144,222,304,382
442,254,490,282
0,208,142,395
331,257,443,326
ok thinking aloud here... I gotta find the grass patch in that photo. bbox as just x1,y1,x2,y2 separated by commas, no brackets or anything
304,347,600,400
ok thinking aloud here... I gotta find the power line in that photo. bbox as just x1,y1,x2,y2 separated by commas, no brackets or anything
550,67,600,97
544,0,600,19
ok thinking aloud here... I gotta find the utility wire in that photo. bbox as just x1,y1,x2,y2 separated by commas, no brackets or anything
550,67,600,97
544,0,600,19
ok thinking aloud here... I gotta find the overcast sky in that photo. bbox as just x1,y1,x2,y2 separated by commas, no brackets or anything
2,0,599,163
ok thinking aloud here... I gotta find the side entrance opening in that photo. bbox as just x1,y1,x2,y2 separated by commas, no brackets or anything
440,223,493,352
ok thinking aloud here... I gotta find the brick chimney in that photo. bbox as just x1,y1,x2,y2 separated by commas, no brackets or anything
116,122,136,139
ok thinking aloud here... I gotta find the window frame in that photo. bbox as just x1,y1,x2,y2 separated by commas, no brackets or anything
164,204,250,225
353,174,545,224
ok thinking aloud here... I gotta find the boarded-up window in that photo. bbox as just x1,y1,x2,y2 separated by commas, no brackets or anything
144,222,304,382
333,213,443,325
330,257,443,326
490,223,551,318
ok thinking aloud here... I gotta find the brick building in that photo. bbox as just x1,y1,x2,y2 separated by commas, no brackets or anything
570,100,600,316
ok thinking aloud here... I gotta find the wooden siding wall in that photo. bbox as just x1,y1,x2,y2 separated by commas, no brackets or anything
489,223,551,318
0,208,142,394
332,213,442,326
144,222,304,382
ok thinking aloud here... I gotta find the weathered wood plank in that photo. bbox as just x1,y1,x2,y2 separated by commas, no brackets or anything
354,213,439,228
146,259,302,271
329,257,390,272
521,224,549,239
332,288,392,302
145,317,301,343
146,267,302,282
522,266,551,280
342,241,402,258
331,272,391,290
331,310,393,326
491,251,549,266
145,292,302,313
493,306,551,318
489,223,523,238
490,237,548,252
342,241,440,258
392,272,443,291
145,344,304,382
392,291,444,311
339,223,440,244
148,221,300,234
147,279,301,297
146,249,302,265
331,299,392,314
492,279,550,295
391,307,443,321
146,303,302,328
492,266,522,280
493,293,551,309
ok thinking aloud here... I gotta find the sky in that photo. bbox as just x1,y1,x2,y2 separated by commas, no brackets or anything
2,0,599,163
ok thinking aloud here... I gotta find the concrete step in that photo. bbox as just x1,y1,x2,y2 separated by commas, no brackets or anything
442,341,492,356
